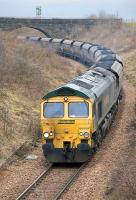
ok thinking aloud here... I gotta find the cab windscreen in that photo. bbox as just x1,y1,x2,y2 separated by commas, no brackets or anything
44,102,64,118
68,102,89,118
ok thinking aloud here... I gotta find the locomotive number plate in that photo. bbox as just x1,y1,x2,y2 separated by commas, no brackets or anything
58,120,75,124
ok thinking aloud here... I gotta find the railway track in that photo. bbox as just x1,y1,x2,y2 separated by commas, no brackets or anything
16,163,53,200
16,162,88,200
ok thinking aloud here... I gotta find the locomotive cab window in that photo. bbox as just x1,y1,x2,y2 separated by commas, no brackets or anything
68,102,89,118
43,102,64,118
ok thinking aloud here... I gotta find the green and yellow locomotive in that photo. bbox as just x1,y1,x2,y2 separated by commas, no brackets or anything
36,37,123,163
41,69,122,163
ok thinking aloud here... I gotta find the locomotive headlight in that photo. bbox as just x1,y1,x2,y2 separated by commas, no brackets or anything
84,132,89,138
44,132,49,138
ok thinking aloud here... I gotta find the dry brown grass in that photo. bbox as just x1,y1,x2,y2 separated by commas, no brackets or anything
0,30,85,166
122,50,136,87
74,22,136,53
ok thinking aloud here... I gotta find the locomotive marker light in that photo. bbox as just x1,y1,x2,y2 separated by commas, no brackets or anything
64,96,68,101
50,132,53,136
79,131,90,138
80,132,83,136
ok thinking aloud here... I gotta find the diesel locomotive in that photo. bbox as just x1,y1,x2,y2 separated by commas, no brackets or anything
27,36,123,163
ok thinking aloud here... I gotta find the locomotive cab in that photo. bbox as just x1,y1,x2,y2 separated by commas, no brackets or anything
41,95,94,163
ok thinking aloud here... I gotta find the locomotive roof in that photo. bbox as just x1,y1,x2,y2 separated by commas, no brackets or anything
42,85,94,100
42,69,113,100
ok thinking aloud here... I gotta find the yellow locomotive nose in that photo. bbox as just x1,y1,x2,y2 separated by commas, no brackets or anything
41,96,93,162
42,119,92,148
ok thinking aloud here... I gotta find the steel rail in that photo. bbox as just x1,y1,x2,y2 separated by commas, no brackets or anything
16,163,53,200
53,162,88,200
